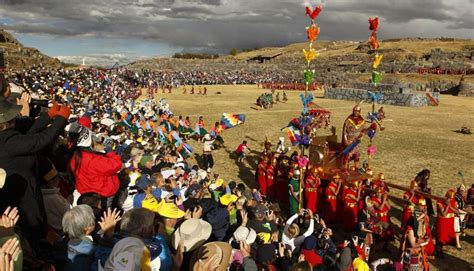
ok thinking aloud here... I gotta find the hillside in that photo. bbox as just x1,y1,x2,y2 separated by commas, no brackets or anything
229,38,473,60
127,38,474,86
0,29,61,70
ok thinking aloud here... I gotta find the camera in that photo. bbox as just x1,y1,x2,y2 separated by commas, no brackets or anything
30,98,49,107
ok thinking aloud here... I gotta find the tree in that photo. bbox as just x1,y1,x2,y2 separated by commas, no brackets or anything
230,48,238,56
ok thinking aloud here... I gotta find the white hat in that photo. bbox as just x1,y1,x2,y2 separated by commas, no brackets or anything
65,123,93,148
100,118,115,127
172,218,212,252
197,169,207,181
230,226,257,245
173,162,186,169
145,110,155,118
209,183,218,190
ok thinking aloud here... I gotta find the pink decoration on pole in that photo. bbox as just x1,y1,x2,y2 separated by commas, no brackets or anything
367,144,378,156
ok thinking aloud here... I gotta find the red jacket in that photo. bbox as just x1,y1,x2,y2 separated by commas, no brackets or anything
70,150,122,197
301,249,323,267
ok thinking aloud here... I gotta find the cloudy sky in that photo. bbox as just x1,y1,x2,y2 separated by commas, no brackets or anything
0,0,472,66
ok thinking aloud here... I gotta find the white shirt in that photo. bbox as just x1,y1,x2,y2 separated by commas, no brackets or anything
281,213,314,252
203,139,215,152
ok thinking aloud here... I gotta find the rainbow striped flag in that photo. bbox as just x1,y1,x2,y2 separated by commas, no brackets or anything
220,113,246,130
286,126,301,146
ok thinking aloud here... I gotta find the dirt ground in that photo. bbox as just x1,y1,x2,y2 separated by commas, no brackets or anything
148,85,474,270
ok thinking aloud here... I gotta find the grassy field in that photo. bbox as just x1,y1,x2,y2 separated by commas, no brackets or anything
150,85,474,270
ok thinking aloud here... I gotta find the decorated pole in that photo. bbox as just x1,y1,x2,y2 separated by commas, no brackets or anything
367,16,383,169
303,5,322,99
298,4,323,210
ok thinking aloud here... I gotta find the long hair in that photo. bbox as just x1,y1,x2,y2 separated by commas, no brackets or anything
415,169,430,183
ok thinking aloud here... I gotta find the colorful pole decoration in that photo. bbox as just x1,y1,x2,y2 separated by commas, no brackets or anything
367,17,383,168
369,16,382,90
297,3,323,210
303,5,322,98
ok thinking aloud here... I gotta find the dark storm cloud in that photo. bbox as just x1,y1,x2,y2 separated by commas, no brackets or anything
0,0,472,53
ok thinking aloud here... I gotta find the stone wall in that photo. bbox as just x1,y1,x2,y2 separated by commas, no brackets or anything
324,87,440,106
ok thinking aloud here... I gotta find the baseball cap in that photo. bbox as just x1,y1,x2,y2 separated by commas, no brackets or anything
136,175,152,190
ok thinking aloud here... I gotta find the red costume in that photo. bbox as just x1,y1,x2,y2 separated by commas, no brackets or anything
266,164,275,199
435,199,457,245
371,196,389,223
371,195,394,240
372,175,389,194
424,221,435,256
343,187,359,232
324,181,340,223
401,191,420,231
305,174,320,213
257,160,268,196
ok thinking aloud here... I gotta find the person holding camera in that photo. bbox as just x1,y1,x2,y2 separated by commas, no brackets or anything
282,208,314,253
0,94,70,250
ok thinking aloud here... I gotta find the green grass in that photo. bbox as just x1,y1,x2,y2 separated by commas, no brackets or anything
148,85,474,269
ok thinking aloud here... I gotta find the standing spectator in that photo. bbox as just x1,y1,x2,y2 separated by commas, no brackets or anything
202,134,215,172
68,122,122,208
282,209,314,252
0,96,70,249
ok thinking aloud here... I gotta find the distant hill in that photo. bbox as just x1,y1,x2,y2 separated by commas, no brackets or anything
227,38,473,60
126,37,473,85
0,29,61,70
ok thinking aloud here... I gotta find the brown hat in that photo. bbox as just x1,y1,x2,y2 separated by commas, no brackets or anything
189,242,232,271
0,97,21,123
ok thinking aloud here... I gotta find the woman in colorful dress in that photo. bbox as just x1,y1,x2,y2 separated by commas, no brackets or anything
400,215,430,271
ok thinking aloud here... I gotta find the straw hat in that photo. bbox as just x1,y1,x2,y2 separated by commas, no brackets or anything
172,218,212,252
229,226,257,245
189,242,232,271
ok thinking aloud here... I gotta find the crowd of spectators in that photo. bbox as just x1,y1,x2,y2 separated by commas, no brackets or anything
0,65,471,271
